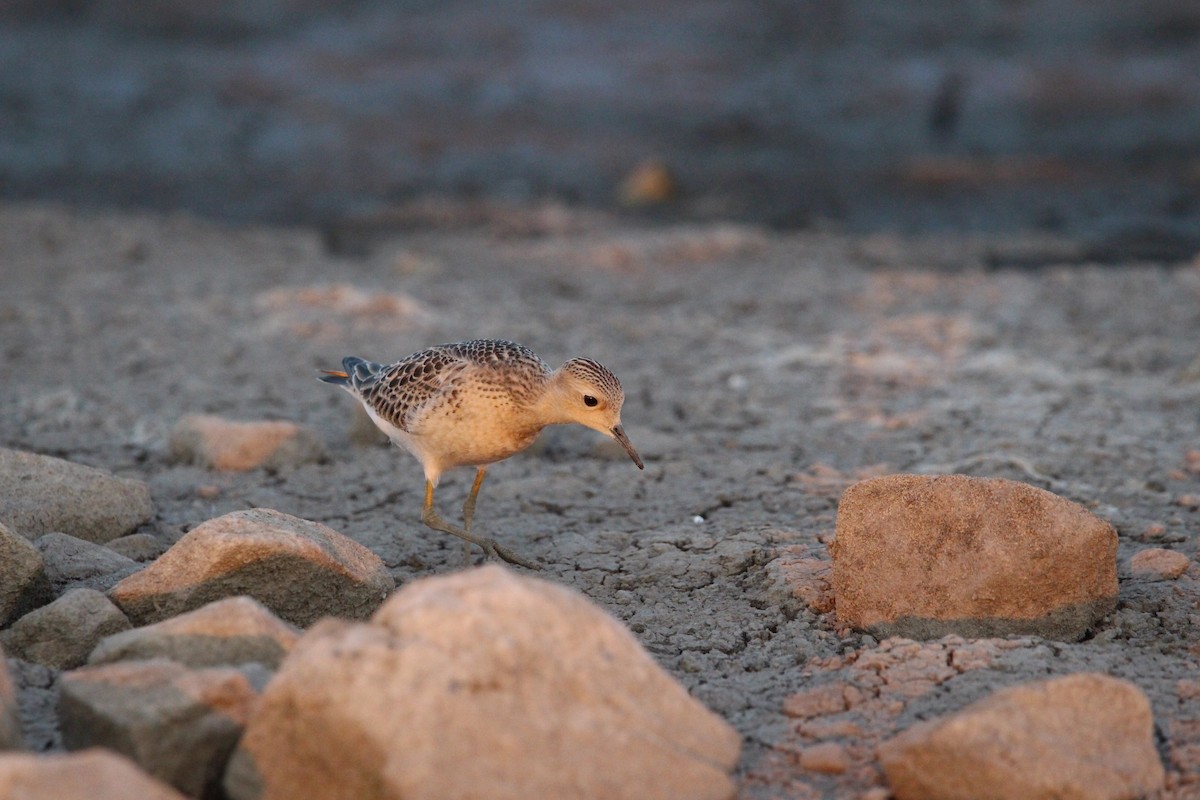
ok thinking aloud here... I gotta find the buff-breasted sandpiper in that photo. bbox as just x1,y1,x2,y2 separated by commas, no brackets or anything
320,339,643,569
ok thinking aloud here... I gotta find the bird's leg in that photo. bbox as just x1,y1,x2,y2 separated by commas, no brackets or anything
420,480,539,570
456,467,488,565
462,467,487,534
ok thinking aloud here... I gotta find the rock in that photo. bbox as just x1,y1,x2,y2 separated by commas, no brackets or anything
878,673,1165,800
0,749,188,799
831,474,1118,640
33,532,140,592
0,522,52,627
618,160,679,206
106,532,169,562
783,683,850,720
1177,493,1200,510
770,549,835,614
1129,548,1189,581
0,448,154,543
108,509,394,627
169,414,326,472
4,659,54,752
59,659,258,799
90,596,300,669
225,566,741,800
798,742,850,775
1,588,131,669
0,645,23,751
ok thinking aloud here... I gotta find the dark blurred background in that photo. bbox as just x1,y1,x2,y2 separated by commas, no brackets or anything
2,0,1199,249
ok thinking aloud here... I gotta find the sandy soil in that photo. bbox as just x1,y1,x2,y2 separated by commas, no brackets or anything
2,202,1200,796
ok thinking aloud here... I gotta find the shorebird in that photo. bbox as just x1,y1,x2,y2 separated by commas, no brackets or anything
320,339,643,568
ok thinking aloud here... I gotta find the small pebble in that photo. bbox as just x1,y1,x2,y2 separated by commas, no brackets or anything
799,742,850,775
1130,549,1190,581
618,160,678,206
1140,523,1167,541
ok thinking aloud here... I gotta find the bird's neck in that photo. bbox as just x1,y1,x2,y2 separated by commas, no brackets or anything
530,371,576,426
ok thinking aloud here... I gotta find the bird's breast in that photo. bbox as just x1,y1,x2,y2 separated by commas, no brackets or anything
414,392,544,468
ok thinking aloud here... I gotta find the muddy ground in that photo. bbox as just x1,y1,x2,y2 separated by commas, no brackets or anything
2,202,1199,796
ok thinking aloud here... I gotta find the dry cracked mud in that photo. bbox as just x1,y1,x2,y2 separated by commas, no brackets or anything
2,202,1200,796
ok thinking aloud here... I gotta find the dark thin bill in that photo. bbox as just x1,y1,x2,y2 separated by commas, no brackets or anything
611,425,644,469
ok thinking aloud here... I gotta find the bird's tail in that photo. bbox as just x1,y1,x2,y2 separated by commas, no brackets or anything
318,357,385,390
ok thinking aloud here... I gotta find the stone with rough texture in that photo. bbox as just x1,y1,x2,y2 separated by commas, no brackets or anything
90,596,300,669
770,549,835,614
1129,548,1189,581
878,673,1165,800
799,742,850,775
34,531,140,592
225,565,741,800
0,749,187,800
169,414,326,472
0,522,52,627
1,588,131,669
832,474,1118,640
0,644,23,751
106,532,169,562
108,508,393,627
0,448,154,543
59,658,257,799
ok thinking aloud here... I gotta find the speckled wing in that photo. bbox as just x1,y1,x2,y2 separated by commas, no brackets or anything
359,340,548,433
435,339,547,370
355,349,462,432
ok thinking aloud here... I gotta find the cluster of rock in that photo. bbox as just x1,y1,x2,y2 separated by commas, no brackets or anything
827,473,1169,798
0,446,740,799
0,441,1181,799
772,634,1166,800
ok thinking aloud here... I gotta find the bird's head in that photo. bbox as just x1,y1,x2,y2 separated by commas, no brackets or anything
551,357,643,469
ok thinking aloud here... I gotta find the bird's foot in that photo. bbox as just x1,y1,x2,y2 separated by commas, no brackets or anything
422,508,539,570
485,539,541,571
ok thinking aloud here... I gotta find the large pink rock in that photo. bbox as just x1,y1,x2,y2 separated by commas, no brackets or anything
832,474,1118,640
879,673,1165,800
0,749,187,799
108,509,393,626
225,565,741,800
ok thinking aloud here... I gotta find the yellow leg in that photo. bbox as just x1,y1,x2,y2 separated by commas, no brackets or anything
419,479,539,570
462,467,487,534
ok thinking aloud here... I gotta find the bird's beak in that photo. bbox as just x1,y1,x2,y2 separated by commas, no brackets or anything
611,425,644,470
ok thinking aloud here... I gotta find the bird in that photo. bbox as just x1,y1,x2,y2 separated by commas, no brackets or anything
320,339,643,569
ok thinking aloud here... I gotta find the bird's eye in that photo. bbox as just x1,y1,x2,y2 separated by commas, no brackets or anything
583,395,599,407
